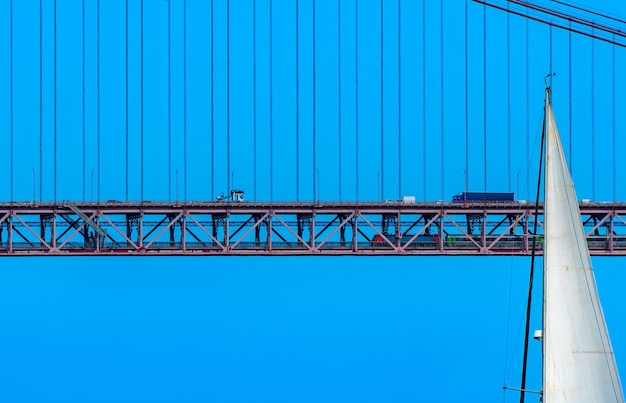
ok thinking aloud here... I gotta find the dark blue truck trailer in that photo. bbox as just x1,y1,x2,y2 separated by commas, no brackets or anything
452,192,515,203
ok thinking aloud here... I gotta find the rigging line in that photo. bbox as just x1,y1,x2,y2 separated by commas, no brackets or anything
97,0,101,202
253,0,257,201
269,0,273,201
168,0,172,201
465,0,468,195
40,0,43,202
54,0,57,202
313,0,316,203
295,0,299,202
422,0,426,200
141,0,144,201
440,0,444,201
125,0,129,201
380,0,384,201
591,27,595,200
183,0,187,201
483,4,487,193
227,0,231,194
210,0,214,200
397,0,401,200
355,0,359,201
338,0,342,202
519,101,546,403
10,0,13,202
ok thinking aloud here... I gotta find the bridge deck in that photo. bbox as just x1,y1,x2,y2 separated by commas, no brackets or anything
1,201,625,256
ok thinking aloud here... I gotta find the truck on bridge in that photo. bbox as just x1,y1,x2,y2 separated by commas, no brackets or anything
452,192,515,203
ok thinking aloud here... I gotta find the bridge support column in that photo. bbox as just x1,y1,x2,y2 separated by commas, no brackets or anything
8,215,12,253
181,213,186,252
126,214,140,248
139,212,144,248
265,214,272,251
351,214,358,252
168,214,177,246
41,214,53,248
338,214,347,246
311,213,316,250
212,214,226,248
253,214,263,246
382,214,397,237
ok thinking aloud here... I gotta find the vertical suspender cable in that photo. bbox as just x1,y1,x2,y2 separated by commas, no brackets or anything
54,0,58,202
97,0,101,201
568,22,572,171
295,0,299,201
269,0,273,201
422,0,426,200
227,0,231,194
253,0,257,201
313,0,316,202
525,14,529,200
380,0,384,200
141,0,144,201
549,25,553,87
210,0,214,199
507,5,511,192
397,0,401,200
482,5,487,193
464,0,468,195
184,0,187,201
440,0,444,200
355,0,359,201
591,28,595,200
81,0,86,200
612,35,616,201
125,0,129,201
503,6,512,387
338,0,342,201
10,0,13,202
168,0,172,200
548,25,553,83
40,0,43,202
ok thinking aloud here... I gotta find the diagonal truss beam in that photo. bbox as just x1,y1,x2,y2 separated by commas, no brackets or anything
12,214,52,251
100,214,139,250
186,213,225,250
144,213,183,249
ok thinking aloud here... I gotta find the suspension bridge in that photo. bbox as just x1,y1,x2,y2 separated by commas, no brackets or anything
2,0,626,256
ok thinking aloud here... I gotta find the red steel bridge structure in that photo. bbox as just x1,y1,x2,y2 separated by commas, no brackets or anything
3,1,626,258
2,200,626,256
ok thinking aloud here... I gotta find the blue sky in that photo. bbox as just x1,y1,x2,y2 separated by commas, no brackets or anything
2,0,626,402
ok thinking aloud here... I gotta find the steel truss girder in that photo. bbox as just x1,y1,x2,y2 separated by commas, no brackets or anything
2,202,626,256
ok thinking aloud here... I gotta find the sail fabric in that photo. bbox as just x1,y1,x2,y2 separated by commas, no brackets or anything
543,94,624,402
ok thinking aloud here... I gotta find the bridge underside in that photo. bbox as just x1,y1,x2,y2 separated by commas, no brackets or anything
1,201,625,256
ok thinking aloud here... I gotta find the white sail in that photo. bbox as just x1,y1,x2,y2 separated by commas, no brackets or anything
543,89,624,402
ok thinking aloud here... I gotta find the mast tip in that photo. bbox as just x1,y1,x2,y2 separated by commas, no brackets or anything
544,73,557,89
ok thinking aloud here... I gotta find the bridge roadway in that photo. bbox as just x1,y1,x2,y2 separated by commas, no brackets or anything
1,200,626,256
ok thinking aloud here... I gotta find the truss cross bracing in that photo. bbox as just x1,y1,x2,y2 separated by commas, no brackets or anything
1,201,626,256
